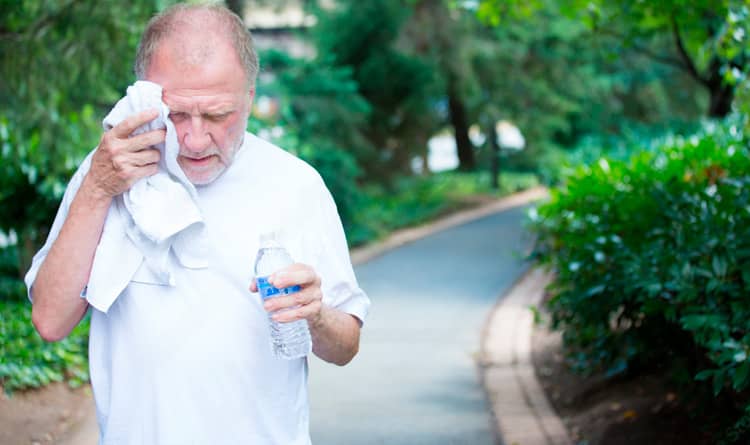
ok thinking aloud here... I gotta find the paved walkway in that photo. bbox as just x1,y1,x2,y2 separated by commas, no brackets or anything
309,187,559,444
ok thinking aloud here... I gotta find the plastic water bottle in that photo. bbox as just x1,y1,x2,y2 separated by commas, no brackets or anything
254,233,312,359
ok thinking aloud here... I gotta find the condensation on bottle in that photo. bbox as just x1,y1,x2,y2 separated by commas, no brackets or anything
254,232,312,359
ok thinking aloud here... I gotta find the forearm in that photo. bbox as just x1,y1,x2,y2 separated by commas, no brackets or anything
310,305,361,366
32,177,112,341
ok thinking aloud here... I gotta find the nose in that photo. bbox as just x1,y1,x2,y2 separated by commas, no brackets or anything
181,116,211,154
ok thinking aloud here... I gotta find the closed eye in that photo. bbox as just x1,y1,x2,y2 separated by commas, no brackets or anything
205,112,232,122
168,111,189,122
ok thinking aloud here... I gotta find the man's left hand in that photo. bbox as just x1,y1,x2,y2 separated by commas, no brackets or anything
250,263,323,327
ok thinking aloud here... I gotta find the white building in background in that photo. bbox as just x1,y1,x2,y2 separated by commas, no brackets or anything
0,230,17,248
243,4,315,29
495,120,525,151
413,121,525,174
423,133,460,173
242,2,325,59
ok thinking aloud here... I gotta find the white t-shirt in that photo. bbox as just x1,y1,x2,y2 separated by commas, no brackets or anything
25,133,370,445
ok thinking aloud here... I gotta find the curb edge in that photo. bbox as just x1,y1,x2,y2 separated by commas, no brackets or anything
480,268,572,445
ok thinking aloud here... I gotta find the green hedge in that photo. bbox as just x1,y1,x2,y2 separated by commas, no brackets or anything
529,117,750,441
0,301,89,393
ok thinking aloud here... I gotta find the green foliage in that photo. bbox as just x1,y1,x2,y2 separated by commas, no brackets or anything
530,116,750,437
0,0,171,283
1,0,167,165
0,301,90,393
536,119,705,185
462,0,708,176
0,115,83,283
0,245,26,303
313,0,440,180
476,0,749,118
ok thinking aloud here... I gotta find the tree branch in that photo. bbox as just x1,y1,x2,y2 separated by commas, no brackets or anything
594,27,688,71
0,27,22,41
670,15,708,86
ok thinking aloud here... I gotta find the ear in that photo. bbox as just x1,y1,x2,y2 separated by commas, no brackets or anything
246,88,256,114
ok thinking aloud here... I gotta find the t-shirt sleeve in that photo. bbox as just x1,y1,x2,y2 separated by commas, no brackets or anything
307,176,370,326
23,152,94,302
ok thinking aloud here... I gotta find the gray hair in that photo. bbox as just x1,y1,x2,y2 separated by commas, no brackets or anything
134,3,259,90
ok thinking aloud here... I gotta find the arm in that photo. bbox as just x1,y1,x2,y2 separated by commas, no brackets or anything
31,179,111,341
251,265,361,366
308,305,360,366
31,110,164,341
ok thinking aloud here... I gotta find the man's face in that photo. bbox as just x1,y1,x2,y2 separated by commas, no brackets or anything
145,36,253,185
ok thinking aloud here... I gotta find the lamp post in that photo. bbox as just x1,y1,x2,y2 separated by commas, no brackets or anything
470,121,525,191
488,123,500,190
490,121,525,191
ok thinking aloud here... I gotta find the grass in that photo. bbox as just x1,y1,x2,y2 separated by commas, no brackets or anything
346,170,539,247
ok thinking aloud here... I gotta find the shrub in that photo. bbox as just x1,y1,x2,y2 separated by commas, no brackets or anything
0,301,89,393
529,117,750,439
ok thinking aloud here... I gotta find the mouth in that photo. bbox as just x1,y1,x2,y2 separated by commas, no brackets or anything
180,155,216,167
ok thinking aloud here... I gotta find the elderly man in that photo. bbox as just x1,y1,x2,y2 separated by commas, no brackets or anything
25,4,369,444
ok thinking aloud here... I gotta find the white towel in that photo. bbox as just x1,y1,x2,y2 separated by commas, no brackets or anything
86,81,208,313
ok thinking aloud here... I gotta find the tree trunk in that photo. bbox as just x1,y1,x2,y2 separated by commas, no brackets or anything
671,21,737,118
707,82,735,118
703,58,736,118
225,0,245,19
487,122,500,190
448,83,474,171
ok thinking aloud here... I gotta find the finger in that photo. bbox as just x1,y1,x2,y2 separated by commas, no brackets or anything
272,300,322,323
130,148,161,167
131,148,161,167
127,163,160,184
126,129,166,152
141,163,160,179
249,278,258,293
263,287,321,313
112,108,160,138
269,263,320,289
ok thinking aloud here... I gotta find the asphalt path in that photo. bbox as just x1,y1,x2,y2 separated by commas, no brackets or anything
309,204,533,445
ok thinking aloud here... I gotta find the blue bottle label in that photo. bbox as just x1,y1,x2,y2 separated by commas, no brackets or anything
257,276,302,301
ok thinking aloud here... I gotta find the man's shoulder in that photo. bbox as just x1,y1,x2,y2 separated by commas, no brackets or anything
243,132,325,188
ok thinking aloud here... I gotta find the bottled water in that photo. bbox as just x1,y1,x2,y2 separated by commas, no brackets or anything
254,233,312,359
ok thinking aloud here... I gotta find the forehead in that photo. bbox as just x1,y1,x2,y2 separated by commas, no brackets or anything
145,34,247,111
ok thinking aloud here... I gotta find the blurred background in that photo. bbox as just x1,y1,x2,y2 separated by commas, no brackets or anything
1,0,749,442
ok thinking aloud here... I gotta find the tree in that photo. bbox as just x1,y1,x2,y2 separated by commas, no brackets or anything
477,0,749,117
312,0,440,181
404,0,478,171
467,7,608,170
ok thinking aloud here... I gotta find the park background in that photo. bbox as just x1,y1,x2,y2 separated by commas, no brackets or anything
1,0,749,443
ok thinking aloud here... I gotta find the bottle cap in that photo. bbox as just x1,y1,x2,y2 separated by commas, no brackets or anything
259,231,281,248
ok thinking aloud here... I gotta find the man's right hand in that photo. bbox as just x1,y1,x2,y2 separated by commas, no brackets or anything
85,108,165,201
